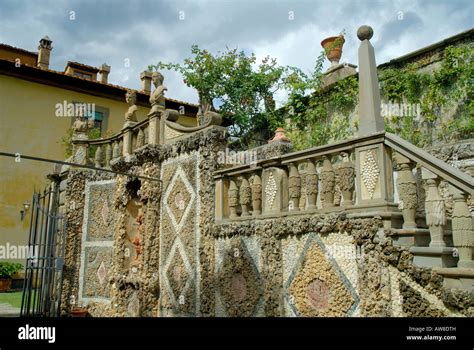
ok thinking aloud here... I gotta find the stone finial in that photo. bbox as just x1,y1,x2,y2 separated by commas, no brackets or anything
357,25,373,41
357,25,384,136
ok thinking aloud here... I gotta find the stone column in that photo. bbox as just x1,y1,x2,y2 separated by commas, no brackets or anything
320,156,335,208
105,143,112,167
122,127,133,156
288,163,301,211
214,177,227,221
228,178,239,219
305,159,318,210
450,185,474,268
336,151,355,205
251,172,262,216
239,176,251,217
94,145,103,167
396,153,418,229
422,170,446,247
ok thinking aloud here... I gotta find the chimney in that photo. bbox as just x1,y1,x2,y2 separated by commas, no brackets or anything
37,36,52,69
140,70,152,94
99,63,111,84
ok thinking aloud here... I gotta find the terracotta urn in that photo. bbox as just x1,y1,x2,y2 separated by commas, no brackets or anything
321,35,345,66
268,128,290,143
70,307,88,317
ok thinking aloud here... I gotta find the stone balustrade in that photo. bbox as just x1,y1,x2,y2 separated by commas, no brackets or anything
214,131,474,271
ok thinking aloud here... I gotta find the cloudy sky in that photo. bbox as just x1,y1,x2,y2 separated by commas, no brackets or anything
0,0,472,104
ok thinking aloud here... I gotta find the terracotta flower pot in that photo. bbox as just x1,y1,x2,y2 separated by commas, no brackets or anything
70,307,88,317
0,278,12,292
321,35,345,66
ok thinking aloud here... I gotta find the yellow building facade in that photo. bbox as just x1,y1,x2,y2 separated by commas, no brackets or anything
0,38,198,262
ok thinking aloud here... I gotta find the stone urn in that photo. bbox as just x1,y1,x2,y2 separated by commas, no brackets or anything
321,35,345,66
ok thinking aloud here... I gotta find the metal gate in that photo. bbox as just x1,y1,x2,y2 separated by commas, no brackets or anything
20,183,66,317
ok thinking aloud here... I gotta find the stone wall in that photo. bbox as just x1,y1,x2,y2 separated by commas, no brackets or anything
60,127,472,317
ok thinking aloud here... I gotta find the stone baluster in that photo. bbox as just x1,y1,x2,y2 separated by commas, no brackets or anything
320,156,335,208
395,153,418,228
336,151,355,205
450,185,474,268
251,172,262,216
119,139,124,157
123,128,133,156
105,143,112,167
136,128,145,148
288,163,301,212
239,176,251,217
423,170,446,247
228,178,239,219
112,141,120,159
305,159,318,210
94,145,103,168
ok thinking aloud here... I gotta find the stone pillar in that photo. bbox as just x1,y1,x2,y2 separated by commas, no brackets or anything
239,176,251,217
355,143,394,205
136,128,145,148
320,156,335,208
305,159,318,210
262,167,288,214
140,71,153,94
357,25,384,136
228,178,239,219
122,123,136,156
112,141,120,159
214,177,228,221
288,163,301,211
148,107,164,145
395,153,418,228
451,185,474,268
251,172,262,216
422,170,446,247
336,151,355,205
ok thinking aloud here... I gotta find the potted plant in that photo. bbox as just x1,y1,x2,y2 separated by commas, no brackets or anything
0,262,23,292
320,31,346,67
70,304,88,317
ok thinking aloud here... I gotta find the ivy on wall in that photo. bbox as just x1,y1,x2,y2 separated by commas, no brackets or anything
285,43,473,151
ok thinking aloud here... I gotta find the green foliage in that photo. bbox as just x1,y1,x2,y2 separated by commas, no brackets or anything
150,46,288,141
61,127,102,158
380,43,473,147
0,262,23,279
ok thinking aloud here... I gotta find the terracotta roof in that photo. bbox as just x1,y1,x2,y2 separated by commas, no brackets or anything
65,60,100,73
0,43,38,57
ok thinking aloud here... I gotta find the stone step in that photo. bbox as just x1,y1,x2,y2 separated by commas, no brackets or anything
433,267,474,290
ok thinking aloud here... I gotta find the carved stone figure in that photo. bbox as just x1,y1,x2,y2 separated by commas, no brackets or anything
72,116,94,137
125,89,138,122
336,152,355,204
197,97,222,126
149,71,167,114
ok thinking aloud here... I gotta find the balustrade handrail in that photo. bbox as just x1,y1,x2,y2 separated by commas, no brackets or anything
86,118,150,146
213,131,385,177
385,132,473,195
